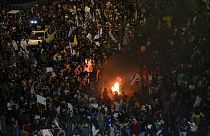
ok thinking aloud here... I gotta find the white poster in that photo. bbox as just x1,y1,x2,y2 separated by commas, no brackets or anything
37,95,46,105
40,129,53,136
46,67,53,72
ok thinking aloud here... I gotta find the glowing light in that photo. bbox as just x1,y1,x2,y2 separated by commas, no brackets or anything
31,20,38,24
112,77,122,95
112,82,120,94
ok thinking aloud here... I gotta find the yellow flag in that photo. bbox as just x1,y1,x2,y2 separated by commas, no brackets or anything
163,16,172,27
74,34,78,46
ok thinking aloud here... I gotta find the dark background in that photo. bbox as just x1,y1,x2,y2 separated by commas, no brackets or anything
1,0,38,4
0,0,46,9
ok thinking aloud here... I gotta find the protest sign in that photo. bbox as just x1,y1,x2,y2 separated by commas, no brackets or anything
37,95,46,105
46,67,53,72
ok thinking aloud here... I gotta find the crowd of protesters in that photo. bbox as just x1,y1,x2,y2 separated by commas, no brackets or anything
0,0,210,136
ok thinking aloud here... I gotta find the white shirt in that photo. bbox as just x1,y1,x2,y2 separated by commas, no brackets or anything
20,39,28,52
56,106,60,114
67,103,73,111
193,95,202,107
85,6,90,13
148,75,152,81
190,122,198,132
12,40,18,50
90,103,99,109
92,125,99,136
114,101,120,112
7,102,12,111
110,126,115,136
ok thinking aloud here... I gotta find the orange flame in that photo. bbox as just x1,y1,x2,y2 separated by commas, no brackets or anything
112,82,120,94
111,77,122,94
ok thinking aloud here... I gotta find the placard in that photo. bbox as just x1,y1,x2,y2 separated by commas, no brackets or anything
37,95,46,105
46,67,53,72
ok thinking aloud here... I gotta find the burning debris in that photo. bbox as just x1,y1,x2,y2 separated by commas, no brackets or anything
111,77,122,95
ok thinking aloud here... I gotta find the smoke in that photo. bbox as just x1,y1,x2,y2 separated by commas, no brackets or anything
101,46,143,98
103,48,141,82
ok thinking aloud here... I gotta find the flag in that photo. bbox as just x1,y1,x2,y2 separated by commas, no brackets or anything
74,34,78,46
163,16,172,27
130,73,140,85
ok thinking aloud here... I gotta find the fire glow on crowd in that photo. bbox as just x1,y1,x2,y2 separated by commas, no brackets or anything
0,0,210,136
